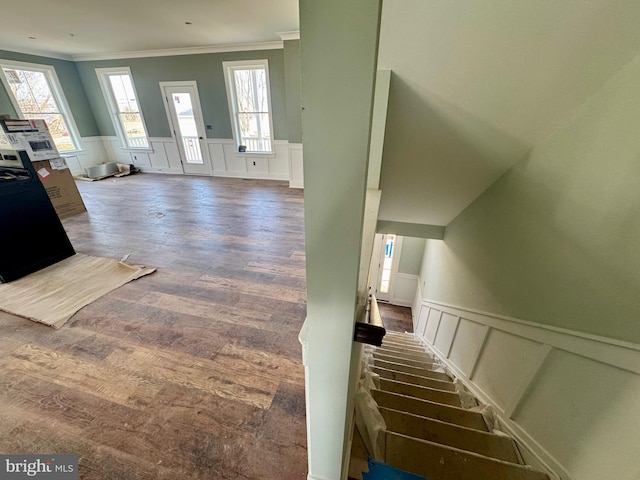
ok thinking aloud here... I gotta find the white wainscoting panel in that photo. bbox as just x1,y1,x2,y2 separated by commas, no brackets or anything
415,305,430,338
208,142,227,172
137,137,182,173
62,136,109,175
104,137,134,165
271,141,290,177
210,139,290,181
96,137,297,180
161,141,182,172
424,308,442,344
130,152,151,167
514,349,640,480
148,142,170,169
433,312,459,358
412,293,640,480
289,143,304,188
62,155,82,174
221,141,246,173
447,318,488,377
472,329,543,408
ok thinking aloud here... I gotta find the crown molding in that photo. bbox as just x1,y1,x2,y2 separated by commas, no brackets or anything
72,41,284,62
276,31,300,41
0,46,73,62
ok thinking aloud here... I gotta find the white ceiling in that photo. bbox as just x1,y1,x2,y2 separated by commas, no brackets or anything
0,0,299,59
377,0,640,226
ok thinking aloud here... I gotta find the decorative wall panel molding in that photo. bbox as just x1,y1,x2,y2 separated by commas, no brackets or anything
411,290,640,480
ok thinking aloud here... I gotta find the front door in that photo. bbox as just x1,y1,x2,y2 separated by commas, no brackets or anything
370,233,402,302
160,82,211,175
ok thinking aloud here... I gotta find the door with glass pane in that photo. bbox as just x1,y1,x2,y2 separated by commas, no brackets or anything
160,82,211,176
371,233,402,302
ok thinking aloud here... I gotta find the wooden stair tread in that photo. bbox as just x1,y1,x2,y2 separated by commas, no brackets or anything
383,335,421,345
373,352,435,369
379,378,461,407
374,359,451,381
372,389,489,431
373,366,455,391
380,407,521,464
385,432,549,480
375,347,434,362
380,340,426,351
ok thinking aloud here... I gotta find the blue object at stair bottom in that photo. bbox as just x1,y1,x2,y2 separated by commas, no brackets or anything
362,458,428,480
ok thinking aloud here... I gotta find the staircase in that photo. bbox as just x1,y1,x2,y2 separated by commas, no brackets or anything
350,331,551,480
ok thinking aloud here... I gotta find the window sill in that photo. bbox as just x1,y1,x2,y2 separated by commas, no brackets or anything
235,151,275,157
61,149,87,156
121,147,154,153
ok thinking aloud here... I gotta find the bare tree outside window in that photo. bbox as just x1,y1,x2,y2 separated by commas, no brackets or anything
107,74,149,148
232,67,271,152
2,68,76,151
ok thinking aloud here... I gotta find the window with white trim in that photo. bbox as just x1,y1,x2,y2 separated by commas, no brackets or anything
0,60,82,152
223,59,274,153
96,67,150,149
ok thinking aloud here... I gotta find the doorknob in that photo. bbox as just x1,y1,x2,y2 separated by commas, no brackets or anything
199,137,203,140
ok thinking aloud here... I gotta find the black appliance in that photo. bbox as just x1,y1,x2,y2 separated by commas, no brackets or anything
0,148,75,283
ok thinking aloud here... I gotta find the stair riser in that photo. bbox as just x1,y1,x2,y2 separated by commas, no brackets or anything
380,343,426,354
379,378,461,407
376,347,433,362
372,367,455,391
373,359,451,382
383,334,420,344
380,408,520,464
383,334,420,345
372,390,488,432
385,432,549,480
373,353,435,369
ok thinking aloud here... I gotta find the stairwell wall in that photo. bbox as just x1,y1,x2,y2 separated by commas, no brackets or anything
413,51,640,480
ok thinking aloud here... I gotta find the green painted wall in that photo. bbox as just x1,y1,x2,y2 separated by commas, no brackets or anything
300,0,382,478
420,52,640,343
283,40,303,143
75,49,289,140
0,50,99,137
398,236,425,275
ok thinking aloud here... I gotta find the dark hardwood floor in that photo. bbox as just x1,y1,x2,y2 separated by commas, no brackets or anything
0,174,308,479
378,303,414,334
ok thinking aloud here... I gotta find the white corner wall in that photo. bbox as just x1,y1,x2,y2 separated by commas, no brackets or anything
411,289,640,480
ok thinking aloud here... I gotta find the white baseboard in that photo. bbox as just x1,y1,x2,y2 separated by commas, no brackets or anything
212,170,289,181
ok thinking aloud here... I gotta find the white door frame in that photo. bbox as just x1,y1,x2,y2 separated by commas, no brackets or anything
369,233,403,303
160,81,212,176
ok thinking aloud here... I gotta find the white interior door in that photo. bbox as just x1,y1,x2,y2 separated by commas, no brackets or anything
160,82,211,176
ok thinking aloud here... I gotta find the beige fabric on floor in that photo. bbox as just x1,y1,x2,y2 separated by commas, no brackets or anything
0,253,156,328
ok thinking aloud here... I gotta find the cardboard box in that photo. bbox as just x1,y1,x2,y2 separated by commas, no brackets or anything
32,158,87,219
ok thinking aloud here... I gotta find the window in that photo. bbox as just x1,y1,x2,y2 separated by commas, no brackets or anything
0,61,82,152
96,67,150,149
223,60,274,153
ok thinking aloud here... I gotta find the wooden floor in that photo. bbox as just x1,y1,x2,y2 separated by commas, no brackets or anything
0,173,415,479
0,174,308,479
378,303,413,333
